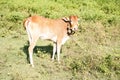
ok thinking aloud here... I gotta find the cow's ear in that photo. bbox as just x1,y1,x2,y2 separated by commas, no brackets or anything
62,17,70,22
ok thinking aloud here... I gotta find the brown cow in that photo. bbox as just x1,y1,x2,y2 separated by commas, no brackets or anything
24,15,79,67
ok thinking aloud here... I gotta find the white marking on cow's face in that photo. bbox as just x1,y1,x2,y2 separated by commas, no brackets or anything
69,16,79,31
73,25,78,31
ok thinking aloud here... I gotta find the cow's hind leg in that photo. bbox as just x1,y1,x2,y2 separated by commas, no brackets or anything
28,42,35,67
28,34,39,67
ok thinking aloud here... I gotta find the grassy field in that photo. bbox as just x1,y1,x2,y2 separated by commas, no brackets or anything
0,0,120,80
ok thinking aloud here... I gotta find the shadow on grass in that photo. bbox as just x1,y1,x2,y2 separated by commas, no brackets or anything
21,41,53,63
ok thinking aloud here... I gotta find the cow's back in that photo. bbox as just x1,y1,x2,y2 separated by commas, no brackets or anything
29,16,68,37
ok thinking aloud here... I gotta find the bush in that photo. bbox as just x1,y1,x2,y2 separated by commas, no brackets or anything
6,12,24,22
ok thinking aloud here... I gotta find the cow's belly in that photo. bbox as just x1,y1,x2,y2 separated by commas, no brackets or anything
39,34,57,42
39,33,69,44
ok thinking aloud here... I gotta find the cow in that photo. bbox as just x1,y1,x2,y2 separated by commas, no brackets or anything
23,15,79,67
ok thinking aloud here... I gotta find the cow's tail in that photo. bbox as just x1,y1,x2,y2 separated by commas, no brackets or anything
23,18,30,29
23,18,32,43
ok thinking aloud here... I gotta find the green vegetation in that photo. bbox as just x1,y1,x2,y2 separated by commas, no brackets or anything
0,0,120,80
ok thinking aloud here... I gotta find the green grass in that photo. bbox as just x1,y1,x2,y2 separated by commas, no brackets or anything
0,0,120,80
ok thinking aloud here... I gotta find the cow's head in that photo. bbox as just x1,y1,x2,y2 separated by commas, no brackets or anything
63,15,79,31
